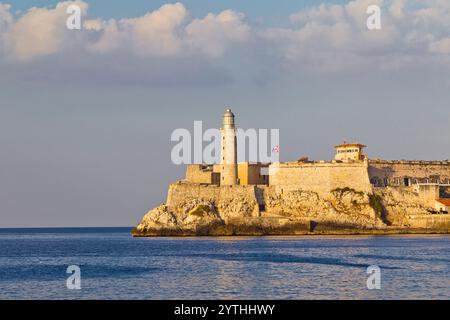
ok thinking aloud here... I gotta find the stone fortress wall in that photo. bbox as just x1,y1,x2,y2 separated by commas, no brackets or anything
186,162,268,186
166,181,261,218
166,182,254,208
185,164,220,185
368,160,450,187
134,110,450,236
268,161,372,194
177,109,450,230
187,159,450,196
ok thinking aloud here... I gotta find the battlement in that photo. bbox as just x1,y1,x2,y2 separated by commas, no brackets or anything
368,159,450,187
136,109,450,238
183,110,450,195
186,162,268,186
185,164,220,185
369,159,450,166
276,159,367,167
269,160,372,194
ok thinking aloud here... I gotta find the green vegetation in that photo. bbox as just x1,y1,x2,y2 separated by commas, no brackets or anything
369,194,383,215
369,193,388,223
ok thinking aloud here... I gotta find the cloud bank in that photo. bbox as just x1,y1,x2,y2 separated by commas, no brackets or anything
0,0,450,84
0,1,249,60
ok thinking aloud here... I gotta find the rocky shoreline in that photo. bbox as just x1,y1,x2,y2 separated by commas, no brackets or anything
132,182,450,237
132,225,450,237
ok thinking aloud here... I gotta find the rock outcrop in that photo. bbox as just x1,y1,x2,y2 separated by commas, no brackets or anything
264,187,385,228
132,181,450,237
135,200,224,236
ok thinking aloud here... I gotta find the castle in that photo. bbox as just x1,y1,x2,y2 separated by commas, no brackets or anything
134,109,450,236
185,109,450,214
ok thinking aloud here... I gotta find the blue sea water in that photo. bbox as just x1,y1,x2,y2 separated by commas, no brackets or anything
0,228,449,299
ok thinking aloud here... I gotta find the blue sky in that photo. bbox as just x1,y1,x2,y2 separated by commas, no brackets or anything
1,0,450,227
6,0,349,20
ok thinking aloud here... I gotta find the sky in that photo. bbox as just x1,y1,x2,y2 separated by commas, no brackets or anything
4,0,350,20
1,0,450,227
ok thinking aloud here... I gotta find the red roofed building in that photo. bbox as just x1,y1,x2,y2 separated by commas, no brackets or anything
435,199,450,213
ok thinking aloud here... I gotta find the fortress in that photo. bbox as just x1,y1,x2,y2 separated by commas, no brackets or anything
133,110,450,236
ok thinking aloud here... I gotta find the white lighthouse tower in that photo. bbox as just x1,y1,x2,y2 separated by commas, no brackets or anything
220,108,238,185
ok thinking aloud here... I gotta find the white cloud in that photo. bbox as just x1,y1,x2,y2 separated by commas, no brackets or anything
0,1,249,60
84,19,124,54
289,4,345,26
263,0,450,73
388,0,406,18
4,1,88,60
0,3,13,28
186,10,250,57
0,3,13,55
121,2,187,56
0,0,450,82
430,38,450,54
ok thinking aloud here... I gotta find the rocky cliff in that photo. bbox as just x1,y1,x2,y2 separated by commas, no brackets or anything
132,182,450,236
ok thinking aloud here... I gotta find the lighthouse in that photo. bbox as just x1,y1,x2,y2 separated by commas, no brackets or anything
220,108,238,185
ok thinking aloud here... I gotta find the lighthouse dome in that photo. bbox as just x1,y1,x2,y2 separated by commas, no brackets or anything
223,108,235,128
224,108,234,117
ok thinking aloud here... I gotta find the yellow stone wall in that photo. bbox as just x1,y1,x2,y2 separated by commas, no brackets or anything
238,162,269,186
268,161,372,194
413,184,440,207
368,160,450,186
407,214,450,228
335,146,364,162
435,201,449,212
166,182,260,217
185,164,220,185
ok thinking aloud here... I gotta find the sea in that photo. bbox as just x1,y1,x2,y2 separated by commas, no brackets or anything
0,227,449,299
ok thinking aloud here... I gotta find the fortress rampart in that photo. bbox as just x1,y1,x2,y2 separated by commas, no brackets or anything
269,161,372,194
185,164,220,185
368,160,450,186
407,215,450,229
167,181,260,217
133,110,450,237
